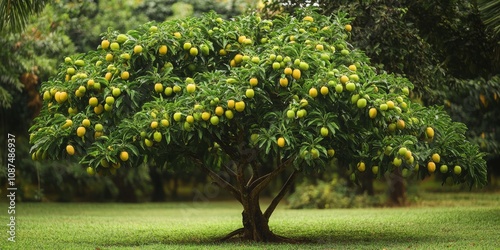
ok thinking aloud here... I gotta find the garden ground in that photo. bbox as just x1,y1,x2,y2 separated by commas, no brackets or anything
1,192,499,249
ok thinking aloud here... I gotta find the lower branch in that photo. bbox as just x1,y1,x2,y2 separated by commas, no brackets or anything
191,157,242,203
264,170,299,219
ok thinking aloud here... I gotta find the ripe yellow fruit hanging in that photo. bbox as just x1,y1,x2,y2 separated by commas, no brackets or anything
66,145,75,155
277,137,285,147
120,151,129,161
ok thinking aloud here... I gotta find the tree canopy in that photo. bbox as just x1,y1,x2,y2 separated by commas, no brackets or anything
29,8,487,241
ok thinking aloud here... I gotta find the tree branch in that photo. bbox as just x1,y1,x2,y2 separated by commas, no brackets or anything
249,154,296,199
191,157,242,203
264,170,299,219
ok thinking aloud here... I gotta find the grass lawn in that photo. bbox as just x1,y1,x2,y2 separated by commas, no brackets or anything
1,192,499,249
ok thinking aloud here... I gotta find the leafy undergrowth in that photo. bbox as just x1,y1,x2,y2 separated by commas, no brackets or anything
2,192,499,249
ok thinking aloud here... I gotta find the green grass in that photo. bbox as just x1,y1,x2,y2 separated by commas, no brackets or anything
2,192,500,249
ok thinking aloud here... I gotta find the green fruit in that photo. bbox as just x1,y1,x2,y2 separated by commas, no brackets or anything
372,166,379,175
393,157,402,167
335,84,343,93
398,147,408,156
74,59,85,67
379,103,388,111
286,110,295,119
440,164,449,173
310,148,320,159
210,116,220,125
346,82,356,92
173,112,182,122
356,98,367,108
453,165,462,175
112,88,121,97
116,34,128,43
153,131,162,142
110,42,120,51
320,127,328,137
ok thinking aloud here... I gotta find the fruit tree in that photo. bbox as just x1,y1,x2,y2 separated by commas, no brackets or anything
30,9,487,242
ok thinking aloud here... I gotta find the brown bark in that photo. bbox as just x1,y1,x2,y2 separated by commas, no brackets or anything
388,167,406,205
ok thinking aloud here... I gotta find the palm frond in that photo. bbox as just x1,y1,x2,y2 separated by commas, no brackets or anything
477,0,500,37
0,0,50,33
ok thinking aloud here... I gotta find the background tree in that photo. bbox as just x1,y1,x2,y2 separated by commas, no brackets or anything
30,8,486,241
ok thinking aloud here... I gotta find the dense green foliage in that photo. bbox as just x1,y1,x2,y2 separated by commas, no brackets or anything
30,9,486,186
264,0,500,179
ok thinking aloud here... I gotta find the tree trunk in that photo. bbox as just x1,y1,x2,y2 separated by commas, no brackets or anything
240,196,278,241
388,167,406,205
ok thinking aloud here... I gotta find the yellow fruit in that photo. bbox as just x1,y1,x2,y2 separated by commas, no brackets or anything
201,112,211,121
277,137,285,147
151,121,159,129
309,87,318,98
66,145,75,155
82,118,91,127
327,148,335,157
368,108,377,119
427,162,436,173
249,78,258,87
234,54,243,64
89,97,98,107
396,119,405,130
94,104,104,114
284,67,293,75
121,71,130,80
340,75,349,84
105,53,114,62
357,162,366,172
76,126,86,137
245,89,255,98
292,69,301,80
62,119,73,129
56,92,68,104
101,40,110,49
133,45,143,54
189,47,199,56
235,101,246,112
320,86,329,96
227,100,235,109
154,83,164,93
158,45,168,55
186,115,195,124
120,151,129,161
426,127,435,138
238,35,246,44
161,119,170,127
101,72,111,82
215,106,224,116
345,24,352,32
431,153,441,163
303,16,314,22
279,78,289,87
386,100,395,109
348,64,357,71
186,83,196,93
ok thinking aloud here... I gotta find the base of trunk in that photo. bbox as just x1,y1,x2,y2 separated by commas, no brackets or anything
219,227,296,243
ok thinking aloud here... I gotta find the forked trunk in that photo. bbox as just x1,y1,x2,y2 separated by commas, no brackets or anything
241,197,279,242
